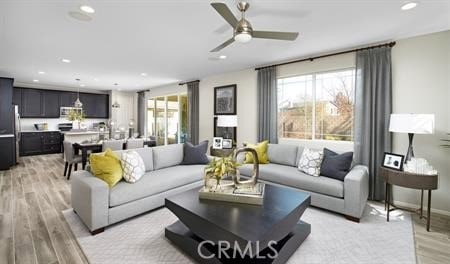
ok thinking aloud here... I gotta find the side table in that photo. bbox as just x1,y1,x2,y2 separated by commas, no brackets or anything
209,147,235,157
380,167,438,231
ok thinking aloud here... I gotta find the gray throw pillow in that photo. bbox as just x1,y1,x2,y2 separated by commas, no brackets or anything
320,148,353,181
180,141,209,165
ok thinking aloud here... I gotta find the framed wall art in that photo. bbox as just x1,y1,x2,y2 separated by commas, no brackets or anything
214,84,236,115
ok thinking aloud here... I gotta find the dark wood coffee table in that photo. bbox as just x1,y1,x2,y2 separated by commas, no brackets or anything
165,184,311,264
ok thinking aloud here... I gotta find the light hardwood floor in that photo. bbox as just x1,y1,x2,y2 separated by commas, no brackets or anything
0,154,449,264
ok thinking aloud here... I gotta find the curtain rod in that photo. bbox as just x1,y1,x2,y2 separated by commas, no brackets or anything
254,41,396,71
178,80,200,86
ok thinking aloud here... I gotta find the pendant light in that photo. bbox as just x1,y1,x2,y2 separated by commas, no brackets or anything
74,78,83,108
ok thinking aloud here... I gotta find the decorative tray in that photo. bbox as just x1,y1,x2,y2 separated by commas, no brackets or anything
199,182,265,205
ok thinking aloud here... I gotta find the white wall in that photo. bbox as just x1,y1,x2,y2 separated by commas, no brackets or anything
199,69,258,146
391,30,450,214
110,90,138,129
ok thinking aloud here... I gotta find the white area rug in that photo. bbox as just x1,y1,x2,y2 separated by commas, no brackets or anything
63,203,416,264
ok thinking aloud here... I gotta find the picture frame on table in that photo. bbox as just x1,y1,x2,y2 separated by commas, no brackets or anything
222,139,233,149
382,152,404,171
214,84,236,115
212,137,223,149
214,117,237,143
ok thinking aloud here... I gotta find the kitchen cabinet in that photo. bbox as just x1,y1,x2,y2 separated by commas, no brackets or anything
20,132,61,156
12,87,22,115
0,78,14,135
80,93,109,118
14,87,110,119
21,88,43,117
43,90,60,117
60,91,78,107
0,137,15,170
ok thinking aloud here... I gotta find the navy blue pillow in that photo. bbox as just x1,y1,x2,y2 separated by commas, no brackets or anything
320,148,353,181
181,141,209,165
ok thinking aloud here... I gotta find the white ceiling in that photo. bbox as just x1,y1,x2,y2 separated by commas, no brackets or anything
0,0,449,91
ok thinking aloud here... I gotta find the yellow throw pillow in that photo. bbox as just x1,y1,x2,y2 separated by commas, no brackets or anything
89,149,123,188
244,140,270,164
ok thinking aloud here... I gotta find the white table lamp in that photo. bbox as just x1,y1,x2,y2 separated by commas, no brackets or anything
217,115,237,139
389,114,435,162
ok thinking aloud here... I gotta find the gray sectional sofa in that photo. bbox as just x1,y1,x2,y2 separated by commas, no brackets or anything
237,144,369,222
71,143,369,235
71,144,204,234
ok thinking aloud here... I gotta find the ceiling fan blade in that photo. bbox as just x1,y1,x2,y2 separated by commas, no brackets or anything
210,38,235,52
253,31,299,41
211,2,238,28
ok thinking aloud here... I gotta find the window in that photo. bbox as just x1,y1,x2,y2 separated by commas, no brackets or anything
147,94,188,145
277,69,355,141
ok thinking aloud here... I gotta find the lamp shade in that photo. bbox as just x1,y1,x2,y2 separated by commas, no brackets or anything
217,115,238,127
389,114,435,134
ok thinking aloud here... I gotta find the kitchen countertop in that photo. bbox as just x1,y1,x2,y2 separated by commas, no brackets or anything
21,130,109,135
21,130,60,133
61,130,109,135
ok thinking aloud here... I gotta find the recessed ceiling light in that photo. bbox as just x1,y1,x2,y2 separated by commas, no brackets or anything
33,79,39,82
38,71,45,75
80,84,86,87
80,5,95,14
401,2,418,10
219,55,227,59
61,58,71,63
141,73,148,76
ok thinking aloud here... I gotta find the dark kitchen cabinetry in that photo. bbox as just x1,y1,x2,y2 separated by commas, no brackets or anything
14,87,109,119
43,90,60,117
79,93,109,118
20,132,61,156
0,78,14,135
12,87,22,115
60,91,78,107
21,88,43,118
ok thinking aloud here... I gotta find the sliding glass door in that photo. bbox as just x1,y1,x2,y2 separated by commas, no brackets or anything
147,94,188,146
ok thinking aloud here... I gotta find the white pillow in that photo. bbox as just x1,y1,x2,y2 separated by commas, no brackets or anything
298,147,324,177
121,151,145,183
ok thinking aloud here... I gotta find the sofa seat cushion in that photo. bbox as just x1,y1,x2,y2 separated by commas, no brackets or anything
109,165,204,207
239,164,344,198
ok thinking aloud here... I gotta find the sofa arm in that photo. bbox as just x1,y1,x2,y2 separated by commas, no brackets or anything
71,170,109,232
344,165,369,219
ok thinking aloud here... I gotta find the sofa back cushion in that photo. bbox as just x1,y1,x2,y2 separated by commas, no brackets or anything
295,146,305,166
152,144,184,170
114,147,154,172
267,144,298,166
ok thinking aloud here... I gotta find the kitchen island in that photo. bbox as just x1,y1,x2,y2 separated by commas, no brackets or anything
61,130,109,143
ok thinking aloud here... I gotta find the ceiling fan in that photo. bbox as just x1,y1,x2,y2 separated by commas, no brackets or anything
210,1,299,52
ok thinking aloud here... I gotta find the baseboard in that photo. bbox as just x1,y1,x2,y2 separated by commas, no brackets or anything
392,200,450,216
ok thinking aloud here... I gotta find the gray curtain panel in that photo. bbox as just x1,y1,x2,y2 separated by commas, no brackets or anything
354,47,392,201
137,91,146,137
257,66,278,143
187,81,200,145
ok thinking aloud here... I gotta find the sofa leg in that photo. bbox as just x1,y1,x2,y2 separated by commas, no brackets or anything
90,228,105,235
345,215,360,223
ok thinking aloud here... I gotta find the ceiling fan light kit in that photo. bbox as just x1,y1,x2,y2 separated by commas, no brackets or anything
210,1,299,52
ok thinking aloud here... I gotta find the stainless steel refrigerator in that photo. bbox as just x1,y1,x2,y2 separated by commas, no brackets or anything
14,105,21,163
